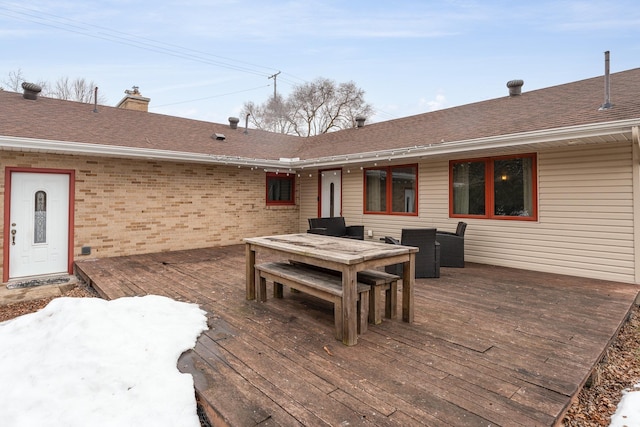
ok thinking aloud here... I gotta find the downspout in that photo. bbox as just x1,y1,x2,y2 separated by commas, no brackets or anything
633,126,640,286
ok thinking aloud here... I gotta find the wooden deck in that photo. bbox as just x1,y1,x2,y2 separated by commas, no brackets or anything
75,245,639,426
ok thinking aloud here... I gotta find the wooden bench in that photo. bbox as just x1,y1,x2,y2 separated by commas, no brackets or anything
255,262,371,340
357,270,400,325
288,260,400,325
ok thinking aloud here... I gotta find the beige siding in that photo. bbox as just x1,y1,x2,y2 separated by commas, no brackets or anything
301,142,637,283
297,173,318,232
339,161,449,241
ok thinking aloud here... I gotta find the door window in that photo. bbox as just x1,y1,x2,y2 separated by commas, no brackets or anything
34,190,47,244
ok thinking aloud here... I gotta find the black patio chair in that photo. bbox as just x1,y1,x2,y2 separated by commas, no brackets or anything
384,228,440,278
436,222,467,268
307,217,364,240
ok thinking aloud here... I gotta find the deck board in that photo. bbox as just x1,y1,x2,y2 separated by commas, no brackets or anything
75,244,639,426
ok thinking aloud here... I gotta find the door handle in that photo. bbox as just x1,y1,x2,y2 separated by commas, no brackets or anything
11,228,16,245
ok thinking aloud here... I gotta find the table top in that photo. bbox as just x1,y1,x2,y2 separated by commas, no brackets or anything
244,233,418,265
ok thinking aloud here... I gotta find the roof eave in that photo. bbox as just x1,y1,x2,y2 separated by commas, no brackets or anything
1,118,638,170
0,136,284,169
295,118,640,169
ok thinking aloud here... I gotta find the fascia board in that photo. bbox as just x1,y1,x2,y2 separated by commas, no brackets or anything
1,118,638,170
295,119,640,168
0,136,281,168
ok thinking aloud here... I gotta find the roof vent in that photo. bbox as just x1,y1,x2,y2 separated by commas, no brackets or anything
355,116,366,128
506,80,524,96
212,133,226,141
21,82,42,100
228,117,240,129
599,50,612,111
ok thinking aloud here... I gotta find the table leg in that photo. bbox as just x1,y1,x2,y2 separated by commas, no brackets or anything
402,253,415,323
341,267,358,346
245,243,256,300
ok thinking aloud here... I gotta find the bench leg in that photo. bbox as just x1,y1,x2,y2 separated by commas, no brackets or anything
273,281,284,298
369,285,383,325
257,274,267,302
358,290,369,334
385,280,398,319
334,298,343,341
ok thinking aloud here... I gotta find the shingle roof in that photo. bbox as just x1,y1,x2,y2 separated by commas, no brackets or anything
293,68,640,160
2,68,639,163
0,91,301,161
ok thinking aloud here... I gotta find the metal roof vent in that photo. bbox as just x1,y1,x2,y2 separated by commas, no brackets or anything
355,116,366,128
21,82,42,100
599,50,612,111
228,117,239,129
506,80,524,96
212,133,226,141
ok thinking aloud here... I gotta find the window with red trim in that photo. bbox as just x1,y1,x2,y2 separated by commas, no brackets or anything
266,173,295,206
450,153,537,220
364,164,418,215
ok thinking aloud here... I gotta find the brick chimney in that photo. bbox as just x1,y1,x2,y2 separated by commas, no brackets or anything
116,86,150,112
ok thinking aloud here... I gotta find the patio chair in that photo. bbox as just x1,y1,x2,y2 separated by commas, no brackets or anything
307,217,364,240
436,222,467,268
384,228,440,278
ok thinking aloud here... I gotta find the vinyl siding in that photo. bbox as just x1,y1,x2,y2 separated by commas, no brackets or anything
303,141,637,284
298,173,318,232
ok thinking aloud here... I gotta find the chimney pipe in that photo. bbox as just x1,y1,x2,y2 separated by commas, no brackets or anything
93,87,99,113
599,51,612,110
244,113,250,134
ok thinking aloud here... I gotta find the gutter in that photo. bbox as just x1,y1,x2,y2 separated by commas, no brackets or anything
1,119,638,170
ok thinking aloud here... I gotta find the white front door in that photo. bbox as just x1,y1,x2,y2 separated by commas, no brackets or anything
320,170,342,217
9,172,70,279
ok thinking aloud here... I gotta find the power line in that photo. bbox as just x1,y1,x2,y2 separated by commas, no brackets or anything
0,2,384,119
151,84,271,109
0,3,279,78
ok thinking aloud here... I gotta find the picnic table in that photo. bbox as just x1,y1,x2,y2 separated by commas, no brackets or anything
244,233,418,346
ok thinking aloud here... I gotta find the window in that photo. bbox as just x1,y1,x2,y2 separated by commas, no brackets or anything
266,173,295,206
450,154,537,220
34,190,47,244
364,164,417,215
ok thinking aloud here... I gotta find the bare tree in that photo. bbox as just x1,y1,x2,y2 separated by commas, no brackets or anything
2,69,106,104
50,76,106,104
242,77,373,137
244,94,296,135
1,68,48,94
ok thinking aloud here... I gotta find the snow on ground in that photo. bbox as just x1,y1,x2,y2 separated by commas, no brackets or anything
610,384,640,426
0,295,208,427
2,292,638,426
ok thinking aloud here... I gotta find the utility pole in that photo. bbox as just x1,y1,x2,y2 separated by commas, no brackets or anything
268,71,281,99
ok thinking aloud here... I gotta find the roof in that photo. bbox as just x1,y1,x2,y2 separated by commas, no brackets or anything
294,68,640,161
2,68,640,169
0,91,301,163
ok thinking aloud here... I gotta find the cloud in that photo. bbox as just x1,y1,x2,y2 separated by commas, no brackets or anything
419,92,447,112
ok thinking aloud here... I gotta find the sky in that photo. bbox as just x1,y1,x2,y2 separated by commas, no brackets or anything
0,0,639,125
0,295,208,426
0,296,639,427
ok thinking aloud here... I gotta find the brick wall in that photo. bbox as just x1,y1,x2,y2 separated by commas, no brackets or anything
1,152,300,275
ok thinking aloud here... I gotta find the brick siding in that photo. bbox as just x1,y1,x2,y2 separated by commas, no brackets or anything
1,152,300,276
